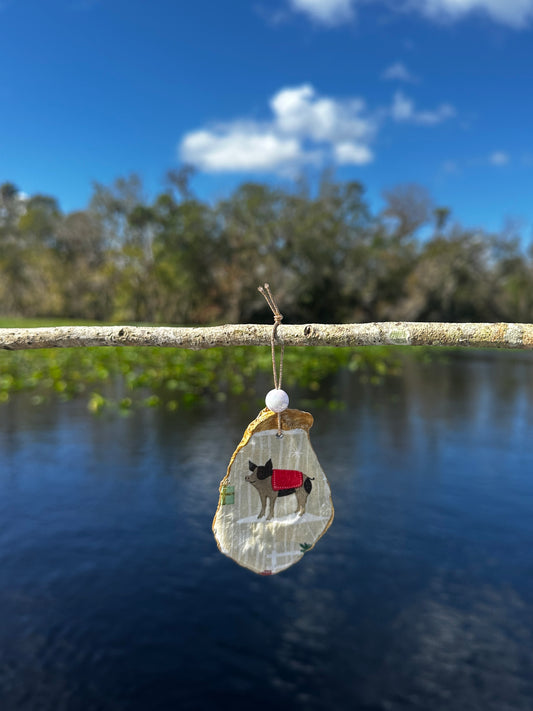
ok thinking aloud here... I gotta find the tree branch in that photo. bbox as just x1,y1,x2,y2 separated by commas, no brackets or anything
1,322,533,351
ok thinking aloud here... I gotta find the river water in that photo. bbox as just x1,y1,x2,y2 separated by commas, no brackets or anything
1,351,533,710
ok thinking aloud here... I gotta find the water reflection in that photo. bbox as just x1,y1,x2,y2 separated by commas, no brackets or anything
1,350,533,710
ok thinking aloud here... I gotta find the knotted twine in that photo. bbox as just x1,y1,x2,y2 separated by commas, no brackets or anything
258,283,285,437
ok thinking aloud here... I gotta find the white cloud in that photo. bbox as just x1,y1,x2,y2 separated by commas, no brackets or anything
409,0,533,28
180,85,456,174
391,91,455,125
489,151,510,165
179,84,378,173
181,127,304,172
334,142,374,164
382,62,418,83
286,0,533,27
289,0,355,24
271,85,374,143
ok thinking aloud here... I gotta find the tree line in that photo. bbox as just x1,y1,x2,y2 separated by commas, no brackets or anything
1,170,532,325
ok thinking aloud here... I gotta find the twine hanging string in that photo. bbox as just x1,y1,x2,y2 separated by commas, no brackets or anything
258,283,285,436
258,283,284,389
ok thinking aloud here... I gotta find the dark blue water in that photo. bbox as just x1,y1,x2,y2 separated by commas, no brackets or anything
1,351,533,710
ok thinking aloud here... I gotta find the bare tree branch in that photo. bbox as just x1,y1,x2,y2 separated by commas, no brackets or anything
2,323,533,351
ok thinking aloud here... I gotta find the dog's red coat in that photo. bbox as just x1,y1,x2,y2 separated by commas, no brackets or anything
272,469,303,491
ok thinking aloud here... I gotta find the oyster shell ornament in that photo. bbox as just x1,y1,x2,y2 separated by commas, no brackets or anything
212,285,334,575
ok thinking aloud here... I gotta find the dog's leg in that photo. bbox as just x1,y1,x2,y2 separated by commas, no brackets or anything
295,487,307,516
266,493,276,520
257,490,267,518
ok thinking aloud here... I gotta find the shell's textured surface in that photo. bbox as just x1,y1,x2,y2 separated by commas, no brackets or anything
213,408,334,575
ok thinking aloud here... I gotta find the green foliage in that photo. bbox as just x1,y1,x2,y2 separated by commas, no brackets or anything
1,173,533,327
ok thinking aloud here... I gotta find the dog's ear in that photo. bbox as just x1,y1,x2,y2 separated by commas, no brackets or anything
257,459,274,480
248,460,256,472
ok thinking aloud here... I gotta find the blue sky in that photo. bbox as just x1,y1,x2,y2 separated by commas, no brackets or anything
1,0,533,232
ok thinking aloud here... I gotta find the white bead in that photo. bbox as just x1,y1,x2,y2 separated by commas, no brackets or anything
265,389,289,413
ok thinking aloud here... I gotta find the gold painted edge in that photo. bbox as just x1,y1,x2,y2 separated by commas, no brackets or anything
212,407,335,576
